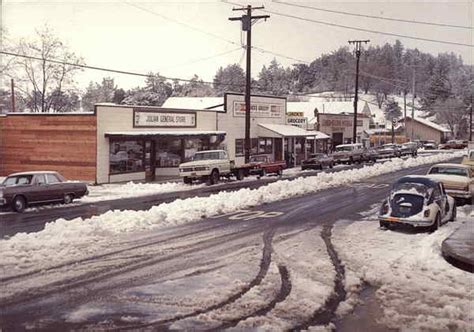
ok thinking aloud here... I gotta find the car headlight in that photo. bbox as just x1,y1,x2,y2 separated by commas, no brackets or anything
424,209,430,218
205,166,210,171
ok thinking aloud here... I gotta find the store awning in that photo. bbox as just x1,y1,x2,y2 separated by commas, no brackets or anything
105,130,226,138
258,123,328,139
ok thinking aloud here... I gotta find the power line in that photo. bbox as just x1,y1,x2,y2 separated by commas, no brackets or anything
274,1,473,30
161,47,242,70
0,51,245,88
126,1,310,64
260,8,474,48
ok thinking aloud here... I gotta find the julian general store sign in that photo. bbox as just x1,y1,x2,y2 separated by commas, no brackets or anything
134,110,196,128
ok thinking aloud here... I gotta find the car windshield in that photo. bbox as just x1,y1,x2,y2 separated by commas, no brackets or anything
429,166,469,178
382,144,396,149
2,175,33,186
193,152,221,161
250,156,267,163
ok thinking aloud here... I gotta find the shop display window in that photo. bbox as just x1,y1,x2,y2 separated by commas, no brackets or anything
156,138,182,167
110,140,144,174
184,138,210,161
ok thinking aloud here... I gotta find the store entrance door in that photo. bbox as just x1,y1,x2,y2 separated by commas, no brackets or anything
144,140,156,181
274,138,283,161
332,133,343,150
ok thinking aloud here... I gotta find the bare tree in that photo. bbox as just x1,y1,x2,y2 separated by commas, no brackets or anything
10,26,84,112
434,98,469,138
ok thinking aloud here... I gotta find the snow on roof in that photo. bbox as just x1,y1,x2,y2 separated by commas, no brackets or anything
306,131,331,140
258,123,320,137
406,115,450,133
287,101,370,124
162,97,224,111
105,130,226,137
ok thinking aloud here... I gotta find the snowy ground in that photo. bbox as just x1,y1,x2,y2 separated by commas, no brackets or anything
0,152,463,278
333,204,473,331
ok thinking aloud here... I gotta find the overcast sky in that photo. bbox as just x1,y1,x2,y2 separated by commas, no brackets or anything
2,0,473,91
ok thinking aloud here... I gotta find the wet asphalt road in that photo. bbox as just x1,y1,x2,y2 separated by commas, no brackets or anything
0,161,445,331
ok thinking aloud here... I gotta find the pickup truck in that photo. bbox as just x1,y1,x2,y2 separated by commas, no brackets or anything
242,155,286,177
178,150,251,185
331,143,364,164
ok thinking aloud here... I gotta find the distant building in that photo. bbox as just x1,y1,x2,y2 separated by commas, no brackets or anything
402,116,451,143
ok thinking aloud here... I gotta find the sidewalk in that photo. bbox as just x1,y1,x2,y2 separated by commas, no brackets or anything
442,219,474,272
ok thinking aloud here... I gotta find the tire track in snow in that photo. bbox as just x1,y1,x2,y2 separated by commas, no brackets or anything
212,264,292,330
117,229,276,330
293,223,347,330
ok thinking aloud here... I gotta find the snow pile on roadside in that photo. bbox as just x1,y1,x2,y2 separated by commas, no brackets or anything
81,181,204,203
332,206,473,331
0,152,461,273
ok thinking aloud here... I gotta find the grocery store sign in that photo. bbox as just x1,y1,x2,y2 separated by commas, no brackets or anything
286,115,307,128
134,110,196,128
233,101,283,118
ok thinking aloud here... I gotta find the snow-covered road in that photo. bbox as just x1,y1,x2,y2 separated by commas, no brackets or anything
0,152,471,331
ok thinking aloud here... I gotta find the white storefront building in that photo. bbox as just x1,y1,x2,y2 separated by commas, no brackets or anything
97,93,329,183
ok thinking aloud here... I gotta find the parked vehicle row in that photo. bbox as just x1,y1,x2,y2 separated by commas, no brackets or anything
379,162,472,232
0,171,89,213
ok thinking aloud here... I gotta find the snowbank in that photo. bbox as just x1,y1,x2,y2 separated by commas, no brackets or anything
333,205,473,331
0,152,463,274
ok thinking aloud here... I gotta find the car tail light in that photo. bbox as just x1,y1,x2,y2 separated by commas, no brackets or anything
424,209,430,218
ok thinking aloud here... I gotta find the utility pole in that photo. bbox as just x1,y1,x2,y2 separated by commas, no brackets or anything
10,78,16,113
348,39,369,144
411,67,415,141
469,103,472,141
230,5,269,163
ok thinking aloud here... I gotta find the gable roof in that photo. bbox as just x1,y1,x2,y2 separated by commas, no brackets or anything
406,115,450,133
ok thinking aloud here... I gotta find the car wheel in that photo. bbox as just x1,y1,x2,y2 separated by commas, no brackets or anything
277,168,283,176
380,221,391,230
12,196,27,213
63,193,74,204
183,177,192,184
329,162,334,169
449,202,457,221
429,213,441,232
349,157,354,165
209,169,219,185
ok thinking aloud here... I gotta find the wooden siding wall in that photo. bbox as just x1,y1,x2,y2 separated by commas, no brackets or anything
0,115,97,182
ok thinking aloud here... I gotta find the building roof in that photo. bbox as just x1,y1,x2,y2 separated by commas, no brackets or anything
406,116,450,133
161,97,224,111
258,123,322,137
287,101,371,124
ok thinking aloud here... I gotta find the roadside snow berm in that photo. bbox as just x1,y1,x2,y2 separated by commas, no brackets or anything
442,217,474,273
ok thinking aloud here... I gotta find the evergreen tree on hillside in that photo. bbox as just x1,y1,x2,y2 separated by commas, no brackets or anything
213,64,245,96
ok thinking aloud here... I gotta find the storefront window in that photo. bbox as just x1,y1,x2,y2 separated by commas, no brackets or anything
259,138,273,154
110,140,144,174
156,138,182,167
184,138,210,161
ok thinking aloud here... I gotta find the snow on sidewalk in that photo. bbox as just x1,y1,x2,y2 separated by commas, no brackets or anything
0,152,463,275
332,205,473,332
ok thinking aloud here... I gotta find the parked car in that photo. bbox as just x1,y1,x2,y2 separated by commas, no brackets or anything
331,143,364,164
361,148,379,163
0,171,89,212
379,176,456,231
401,142,418,156
422,141,438,150
462,149,474,171
178,150,253,185
426,163,473,204
376,144,401,159
242,155,286,177
439,140,467,150
301,153,334,170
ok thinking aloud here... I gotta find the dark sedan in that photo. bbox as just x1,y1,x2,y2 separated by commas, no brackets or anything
301,153,334,170
0,171,88,212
